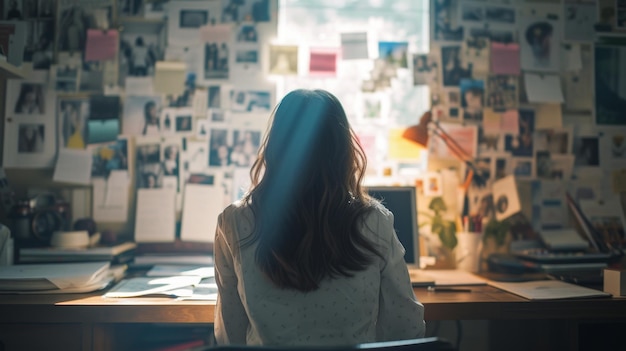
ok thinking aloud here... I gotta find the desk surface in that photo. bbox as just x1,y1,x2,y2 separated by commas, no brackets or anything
2,285,626,324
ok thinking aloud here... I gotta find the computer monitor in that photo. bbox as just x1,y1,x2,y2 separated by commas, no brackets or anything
366,186,419,267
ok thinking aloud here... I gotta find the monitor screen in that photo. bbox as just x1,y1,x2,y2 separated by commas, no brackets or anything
366,186,419,266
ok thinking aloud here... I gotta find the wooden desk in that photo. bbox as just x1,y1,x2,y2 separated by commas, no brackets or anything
1,285,626,351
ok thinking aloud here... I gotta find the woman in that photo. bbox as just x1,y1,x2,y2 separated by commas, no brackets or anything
214,89,425,346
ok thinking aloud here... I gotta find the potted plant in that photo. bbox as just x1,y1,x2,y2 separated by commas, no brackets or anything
419,197,457,267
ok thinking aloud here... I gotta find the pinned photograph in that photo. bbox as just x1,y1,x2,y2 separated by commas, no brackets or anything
56,3,113,52
12,82,45,115
431,0,463,42
493,155,511,180
269,44,298,75
504,109,534,157
484,5,516,25
460,2,483,23
120,31,162,80
118,0,143,17
440,45,471,87
196,118,209,138
52,64,80,92
161,142,181,191
340,32,369,60
204,41,229,79
167,1,221,44
477,127,501,153
57,98,88,149
460,79,484,122
519,16,561,72
378,41,408,69
231,129,261,167
122,95,163,136
23,19,54,70
563,1,596,41
17,123,45,153
510,157,534,179
209,128,231,167
208,108,226,123
185,140,209,173
135,141,162,189
221,0,271,22
423,172,443,197
174,111,193,133
89,138,129,177
179,9,208,28
229,89,271,113
236,23,258,43
535,127,573,155
468,26,516,44
461,36,490,73
573,133,600,168
412,53,437,86
309,47,339,77
486,75,518,110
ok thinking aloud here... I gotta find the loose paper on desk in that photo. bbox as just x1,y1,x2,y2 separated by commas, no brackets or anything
84,29,118,61
154,61,186,95
92,171,129,223
490,42,520,75
181,184,224,243
488,280,610,300
535,103,563,129
53,148,93,185
135,188,176,243
340,32,369,60
524,73,564,103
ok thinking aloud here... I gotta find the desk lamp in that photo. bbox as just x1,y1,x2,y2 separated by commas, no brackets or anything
402,111,484,188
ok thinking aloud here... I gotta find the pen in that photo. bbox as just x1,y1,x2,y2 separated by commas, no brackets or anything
427,286,472,293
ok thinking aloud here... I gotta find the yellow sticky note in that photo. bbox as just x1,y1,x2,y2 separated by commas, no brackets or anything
388,128,425,160
612,169,626,193
535,103,563,129
154,61,187,95
482,108,501,133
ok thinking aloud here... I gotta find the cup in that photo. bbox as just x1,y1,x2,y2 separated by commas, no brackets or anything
456,231,483,273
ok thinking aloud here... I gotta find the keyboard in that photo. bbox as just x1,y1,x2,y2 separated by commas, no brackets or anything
513,248,612,264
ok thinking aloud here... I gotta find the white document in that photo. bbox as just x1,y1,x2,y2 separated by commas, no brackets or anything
103,275,201,298
561,44,582,72
421,269,488,286
147,264,214,278
0,261,110,290
524,73,564,103
124,77,154,95
53,148,93,185
134,188,177,243
340,32,369,60
489,280,611,300
92,171,130,223
180,184,224,243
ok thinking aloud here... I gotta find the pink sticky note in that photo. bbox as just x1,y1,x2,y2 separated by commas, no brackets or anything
84,29,118,61
500,109,519,133
491,42,520,75
309,47,339,77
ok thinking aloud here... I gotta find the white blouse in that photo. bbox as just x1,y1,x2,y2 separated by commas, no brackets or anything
214,201,425,346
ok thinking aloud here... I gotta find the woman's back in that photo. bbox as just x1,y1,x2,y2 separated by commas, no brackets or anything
214,201,424,346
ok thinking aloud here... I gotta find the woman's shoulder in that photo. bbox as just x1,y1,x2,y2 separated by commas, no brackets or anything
218,200,254,239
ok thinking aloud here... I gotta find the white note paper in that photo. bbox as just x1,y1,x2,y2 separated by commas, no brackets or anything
135,188,176,243
524,73,564,103
53,149,93,185
92,172,130,223
180,184,224,243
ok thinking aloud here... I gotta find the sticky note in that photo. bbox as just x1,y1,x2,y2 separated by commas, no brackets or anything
309,47,339,77
154,61,187,95
84,29,119,61
491,42,520,75
535,103,563,129
388,128,425,159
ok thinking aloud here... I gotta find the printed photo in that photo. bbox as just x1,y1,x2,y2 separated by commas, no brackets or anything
136,142,162,189
595,45,626,126
235,49,258,64
461,36,490,73
209,108,226,122
493,155,510,180
53,64,80,92
196,119,209,138
236,24,258,42
563,1,596,41
511,157,534,179
3,0,22,20
208,85,222,108
23,19,54,69
486,75,518,110
535,128,572,155
378,41,408,68
230,89,271,113
118,0,143,17
161,143,180,190
469,26,516,44
460,2,483,22
90,138,128,177
504,109,534,157
56,4,112,52
460,79,484,122
175,114,193,133
519,17,561,72
122,95,163,136
209,128,231,167
484,5,516,24
17,123,44,153
179,9,208,28
204,41,229,79
412,54,437,85
573,134,600,167
231,129,261,167
120,32,161,79
13,82,45,114
431,0,463,42
440,45,471,87
57,98,88,149
221,0,271,22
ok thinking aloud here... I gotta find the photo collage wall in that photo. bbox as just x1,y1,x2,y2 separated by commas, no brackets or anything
420,0,626,245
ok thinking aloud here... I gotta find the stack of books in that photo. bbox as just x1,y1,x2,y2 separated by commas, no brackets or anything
18,241,137,265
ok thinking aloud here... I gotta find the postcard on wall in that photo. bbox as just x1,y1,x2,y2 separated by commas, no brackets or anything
428,122,478,160
572,127,600,169
504,109,535,157
518,13,562,72
460,78,484,123
309,47,339,77
599,130,626,170
89,138,129,178
562,1,596,42
511,157,535,180
229,89,271,113
440,45,472,87
53,148,93,185
534,127,573,156
2,75,57,168
123,95,163,136
233,23,260,71
562,44,593,112
594,44,626,126
412,53,438,86
431,0,464,42
534,103,563,130
220,0,272,23
50,64,81,93
579,197,626,249
378,41,408,69
340,32,369,60
486,75,518,110
461,36,490,74
119,25,165,85
269,44,298,75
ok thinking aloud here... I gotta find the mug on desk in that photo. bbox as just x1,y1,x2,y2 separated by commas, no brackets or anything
456,231,483,273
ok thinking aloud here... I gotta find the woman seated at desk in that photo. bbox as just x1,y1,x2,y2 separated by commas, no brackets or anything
213,89,425,346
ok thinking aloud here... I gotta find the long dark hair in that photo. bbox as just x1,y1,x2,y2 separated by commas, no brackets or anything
242,89,382,292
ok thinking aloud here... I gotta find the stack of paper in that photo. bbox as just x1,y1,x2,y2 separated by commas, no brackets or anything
0,261,124,294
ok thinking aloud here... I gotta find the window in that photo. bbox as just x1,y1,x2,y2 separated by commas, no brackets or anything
276,0,430,181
